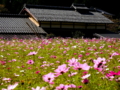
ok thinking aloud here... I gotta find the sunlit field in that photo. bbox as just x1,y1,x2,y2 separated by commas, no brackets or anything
0,37,120,90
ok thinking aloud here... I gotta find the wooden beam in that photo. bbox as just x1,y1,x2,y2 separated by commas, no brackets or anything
25,8,38,21
29,17,39,26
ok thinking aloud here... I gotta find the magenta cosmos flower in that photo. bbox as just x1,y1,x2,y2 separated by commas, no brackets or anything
43,72,55,84
106,71,120,78
35,71,40,74
106,71,117,78
54,64,69,76
28,51,37,56
82,79,89,84
27,60,34,64
0,60,6,65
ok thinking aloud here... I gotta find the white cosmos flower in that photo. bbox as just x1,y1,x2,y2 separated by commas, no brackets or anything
81,74,91,79
20,70,24,72
72,46,77,48
0,55,4,57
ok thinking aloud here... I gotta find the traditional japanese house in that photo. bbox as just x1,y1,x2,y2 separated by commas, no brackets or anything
0,14,46,39
19,3,118,38
1,3,120,38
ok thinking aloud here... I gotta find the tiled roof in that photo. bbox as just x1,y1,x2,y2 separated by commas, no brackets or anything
71,3,89,10
94,33,120,38
0,14,46,34
23,4,113,23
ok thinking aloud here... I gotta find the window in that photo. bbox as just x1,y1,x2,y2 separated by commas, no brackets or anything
61,22,73,28
51,22,60,28
87,23,96,29
40,22,50,28
74,23,85,29
96,24,105,29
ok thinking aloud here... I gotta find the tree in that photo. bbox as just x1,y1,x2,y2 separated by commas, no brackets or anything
0,0,120,18
0,4,9,13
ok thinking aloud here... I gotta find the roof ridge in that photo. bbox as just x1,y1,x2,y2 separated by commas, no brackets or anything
0,13,29,18
25,4,74,10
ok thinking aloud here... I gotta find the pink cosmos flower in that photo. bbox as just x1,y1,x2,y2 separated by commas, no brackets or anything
115,77,120,82
93,57,106,71
28,51,37,56
50,55,57,59
67,58,78,67
54,64,69,76
2,78,11,81
55,84,69,90
73,62,90,71
86,53,90,56
68,72,77,77
43,72,55,84
111,52,119,57
80,63,91,71
73,62,82,70
12,59,16,62
27,60,34,64
28,67,32,69
68,84,76,88
63,51,67,54
32,86,46,90
2,82,18,90
38,56,44,59
56,61,60,63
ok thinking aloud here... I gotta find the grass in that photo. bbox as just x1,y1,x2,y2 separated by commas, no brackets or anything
0,37,120,90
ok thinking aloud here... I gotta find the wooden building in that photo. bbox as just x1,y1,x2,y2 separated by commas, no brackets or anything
19,3,117,38
0,14,46,39
1,3,120,38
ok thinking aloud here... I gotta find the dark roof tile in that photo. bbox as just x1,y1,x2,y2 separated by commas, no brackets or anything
71,3,89,10
94,33,120,38
24,4,113,23
0,14,46,34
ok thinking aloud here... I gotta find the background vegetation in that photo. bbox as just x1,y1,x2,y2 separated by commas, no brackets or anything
0,0,120,18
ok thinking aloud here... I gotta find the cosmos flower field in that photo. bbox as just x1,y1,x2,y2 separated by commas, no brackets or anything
0,37,120,90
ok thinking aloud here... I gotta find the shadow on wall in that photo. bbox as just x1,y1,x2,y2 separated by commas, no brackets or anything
44,28,86,38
